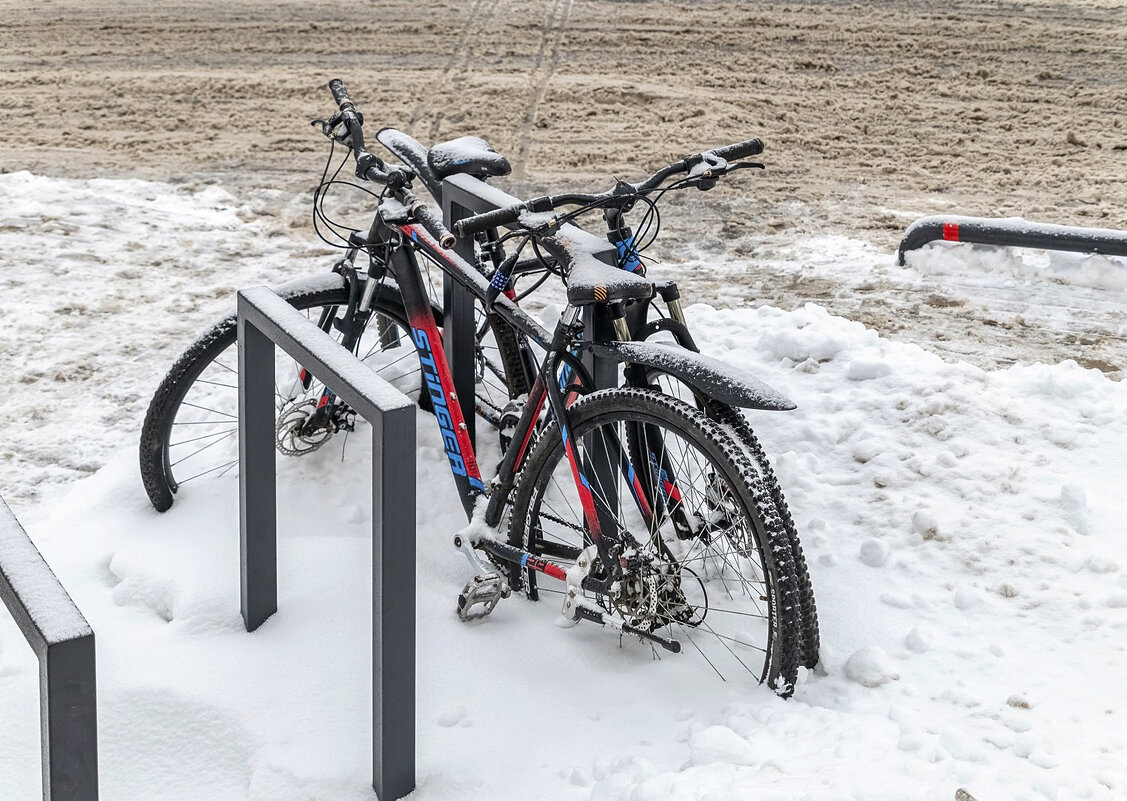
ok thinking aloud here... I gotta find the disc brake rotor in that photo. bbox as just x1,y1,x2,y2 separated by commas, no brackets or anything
612,561,707,632
275,398,333,456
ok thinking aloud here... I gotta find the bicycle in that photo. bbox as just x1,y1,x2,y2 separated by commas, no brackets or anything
139,103,531,512
142,79,820,693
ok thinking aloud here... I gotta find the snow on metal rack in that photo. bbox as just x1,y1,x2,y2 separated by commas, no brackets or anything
0,497,99,801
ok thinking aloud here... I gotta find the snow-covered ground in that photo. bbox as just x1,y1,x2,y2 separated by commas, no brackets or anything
1,174,1126,800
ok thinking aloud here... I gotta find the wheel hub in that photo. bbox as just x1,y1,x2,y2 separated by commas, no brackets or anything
275,399,333,456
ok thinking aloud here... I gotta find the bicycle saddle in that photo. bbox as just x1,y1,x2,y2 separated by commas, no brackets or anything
428,136,512,181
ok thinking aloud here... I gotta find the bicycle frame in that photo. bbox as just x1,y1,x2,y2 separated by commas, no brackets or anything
356,216,668,591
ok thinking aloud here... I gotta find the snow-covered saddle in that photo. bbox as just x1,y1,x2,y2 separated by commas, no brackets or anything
427,136,512,181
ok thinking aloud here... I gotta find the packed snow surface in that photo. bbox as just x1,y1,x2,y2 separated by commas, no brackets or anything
1,174,1126,801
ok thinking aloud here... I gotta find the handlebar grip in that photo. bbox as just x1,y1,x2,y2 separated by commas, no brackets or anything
710,138,764,161
411,202,456,249
328,78,354,110
454,204,527,239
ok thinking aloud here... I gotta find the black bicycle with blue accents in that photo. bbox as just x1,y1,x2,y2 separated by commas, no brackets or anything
139,79,819,694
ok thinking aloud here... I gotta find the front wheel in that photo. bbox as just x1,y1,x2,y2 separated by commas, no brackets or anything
507,387,803,695
139,273,420,511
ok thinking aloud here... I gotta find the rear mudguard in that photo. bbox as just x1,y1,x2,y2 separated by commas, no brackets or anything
584,339,795,411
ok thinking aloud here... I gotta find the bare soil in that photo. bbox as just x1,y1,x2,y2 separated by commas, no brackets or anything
4,0,1125,228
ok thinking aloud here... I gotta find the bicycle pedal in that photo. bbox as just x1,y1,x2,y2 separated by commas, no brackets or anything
456,573,510,621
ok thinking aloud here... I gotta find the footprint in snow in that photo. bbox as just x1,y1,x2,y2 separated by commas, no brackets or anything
438,706,468,727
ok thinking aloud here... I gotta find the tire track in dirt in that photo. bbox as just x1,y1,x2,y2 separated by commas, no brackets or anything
512,0,572,181
404,0,504,144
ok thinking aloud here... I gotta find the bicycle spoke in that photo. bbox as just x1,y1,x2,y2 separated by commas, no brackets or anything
178,458,239,484
170,429,237,467
169,428,237,448
179,401,238,420
194,377,237,390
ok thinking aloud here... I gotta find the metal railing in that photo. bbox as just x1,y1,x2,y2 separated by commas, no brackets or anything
237,286,417,801
0,498,98,801
898,215,1127,265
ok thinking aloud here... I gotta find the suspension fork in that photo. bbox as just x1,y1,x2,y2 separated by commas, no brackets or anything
299,242,373,417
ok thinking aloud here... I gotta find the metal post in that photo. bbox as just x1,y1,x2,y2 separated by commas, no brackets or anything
440,172,620,448
441,195,479,449
371,405,416,801
1,498,99,801
238,314,278,633
42,636,99,801
237,288,417,800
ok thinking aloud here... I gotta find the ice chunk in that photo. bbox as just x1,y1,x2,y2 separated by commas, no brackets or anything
847,360,892,381
844,647,899,687
905,628,932,653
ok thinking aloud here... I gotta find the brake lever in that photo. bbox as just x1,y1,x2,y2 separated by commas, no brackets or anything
311,114,343,139
690,161,766,191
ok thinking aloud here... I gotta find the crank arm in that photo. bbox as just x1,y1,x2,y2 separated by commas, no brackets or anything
452,532,504,579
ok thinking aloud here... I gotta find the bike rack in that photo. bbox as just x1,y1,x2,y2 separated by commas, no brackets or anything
0,497,99,801
237,287,417,801
897,215,1127,265
230,177,620,800
440,172,622,450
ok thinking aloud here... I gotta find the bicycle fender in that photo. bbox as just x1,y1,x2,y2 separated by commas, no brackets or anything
585,340,796,411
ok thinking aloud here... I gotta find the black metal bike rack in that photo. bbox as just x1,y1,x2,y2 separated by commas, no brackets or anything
897,215,1127,265
440,172,622,450
0,497,99,801
237,287,417,801
191,176,620,801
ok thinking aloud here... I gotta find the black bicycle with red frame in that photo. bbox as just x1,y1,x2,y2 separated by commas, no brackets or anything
143,79,819,694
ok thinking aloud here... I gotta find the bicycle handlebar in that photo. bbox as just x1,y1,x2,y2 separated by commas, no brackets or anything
326,78,455,249
410,200,456,249
453,138,765,239
452,196,556,239
328,78,354,111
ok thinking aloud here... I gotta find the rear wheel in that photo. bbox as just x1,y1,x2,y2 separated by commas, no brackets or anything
507,388,802,695
624,321,820,670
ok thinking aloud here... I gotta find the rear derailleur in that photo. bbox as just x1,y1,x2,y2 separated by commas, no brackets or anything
561,545,683,654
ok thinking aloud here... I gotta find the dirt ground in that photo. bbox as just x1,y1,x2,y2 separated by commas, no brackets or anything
2,0,1125,372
